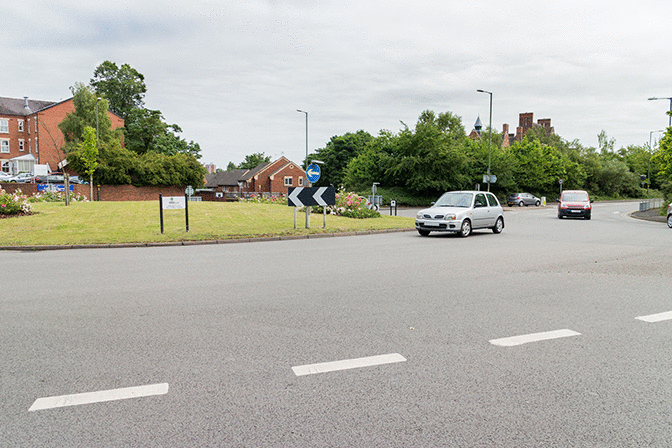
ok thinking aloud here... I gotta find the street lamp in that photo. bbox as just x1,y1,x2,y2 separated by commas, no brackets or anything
648,129,665,193
648,97,672,127
96,97,101,146
477,89,493,191
296,109,310,227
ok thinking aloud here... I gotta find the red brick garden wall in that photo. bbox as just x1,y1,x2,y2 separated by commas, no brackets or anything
0,182,185,201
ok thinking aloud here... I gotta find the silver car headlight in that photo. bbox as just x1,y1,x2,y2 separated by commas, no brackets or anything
417,212,424,219
445,213,456,221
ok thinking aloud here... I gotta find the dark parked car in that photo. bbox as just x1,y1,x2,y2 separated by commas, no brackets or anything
507,192,541,207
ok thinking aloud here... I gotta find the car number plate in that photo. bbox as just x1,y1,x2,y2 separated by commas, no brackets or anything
424,221,440,226
571,210,581,213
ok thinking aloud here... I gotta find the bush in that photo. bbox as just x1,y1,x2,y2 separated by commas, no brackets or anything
314,188,380,219
0,188,33,215
238,194,288,205
28,190,88,203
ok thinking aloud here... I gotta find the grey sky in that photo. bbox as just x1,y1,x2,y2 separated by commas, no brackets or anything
3,0,670,168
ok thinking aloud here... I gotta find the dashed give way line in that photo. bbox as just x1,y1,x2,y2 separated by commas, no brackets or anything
292,353,406,376
29,383,169,412
636,311,672,323
489,329,581,347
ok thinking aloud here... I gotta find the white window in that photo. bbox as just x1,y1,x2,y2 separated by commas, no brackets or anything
18,120,24,132
0,139,9,153
27,119,30,134
19,139,24,151
298,177,304,186
284,176,293,186
0,119,8,133
35,118,38,132
35,137,38,153
28,139,31,152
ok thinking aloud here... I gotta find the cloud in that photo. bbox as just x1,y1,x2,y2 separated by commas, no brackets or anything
3,0,671,165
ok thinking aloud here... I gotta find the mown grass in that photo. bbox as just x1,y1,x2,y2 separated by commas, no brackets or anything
0,201,415,246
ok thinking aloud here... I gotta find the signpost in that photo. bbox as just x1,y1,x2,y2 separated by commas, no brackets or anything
288,186,336,229
159,194,189,234
306,164,321,184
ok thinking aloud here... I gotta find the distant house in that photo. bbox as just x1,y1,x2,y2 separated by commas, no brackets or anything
204,156,306,199
0,96,124,174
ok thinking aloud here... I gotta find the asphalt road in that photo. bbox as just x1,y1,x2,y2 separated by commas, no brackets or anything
2,201,672,447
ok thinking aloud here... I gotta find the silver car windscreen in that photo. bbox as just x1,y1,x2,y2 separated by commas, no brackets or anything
435,192,473,207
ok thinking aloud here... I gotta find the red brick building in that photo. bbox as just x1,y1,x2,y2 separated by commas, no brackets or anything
502,112,554,147
204,156,306,199
0,96,124,174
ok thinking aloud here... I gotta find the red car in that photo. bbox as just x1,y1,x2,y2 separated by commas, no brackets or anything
558,190,593,220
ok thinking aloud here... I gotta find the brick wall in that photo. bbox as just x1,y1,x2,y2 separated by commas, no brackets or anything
0,182,185,201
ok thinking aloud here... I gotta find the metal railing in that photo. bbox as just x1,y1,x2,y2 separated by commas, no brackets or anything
639,198,664,211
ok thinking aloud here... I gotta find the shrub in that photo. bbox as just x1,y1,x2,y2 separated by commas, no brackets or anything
0,188,33,215
314,188,380,219
28,190,89,203
238,194,288,205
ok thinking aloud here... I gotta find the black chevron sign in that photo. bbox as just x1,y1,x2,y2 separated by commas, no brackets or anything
287,186,336,207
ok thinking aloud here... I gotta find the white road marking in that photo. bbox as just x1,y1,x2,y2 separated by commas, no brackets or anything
29,383,169,412
636,311,672,323
292,353,406,376
489,329,581,347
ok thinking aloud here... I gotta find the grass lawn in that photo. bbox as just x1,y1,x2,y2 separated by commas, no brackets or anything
0,201,415,246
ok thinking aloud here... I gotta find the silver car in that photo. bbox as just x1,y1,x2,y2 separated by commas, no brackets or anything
667,203,672,228
415,191,505,237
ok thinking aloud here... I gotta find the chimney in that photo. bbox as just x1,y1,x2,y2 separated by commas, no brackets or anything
23,97,32,114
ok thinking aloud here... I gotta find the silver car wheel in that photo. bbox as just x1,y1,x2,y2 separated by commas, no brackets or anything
459,219,471,237
492,217,503,234
667,214,672,228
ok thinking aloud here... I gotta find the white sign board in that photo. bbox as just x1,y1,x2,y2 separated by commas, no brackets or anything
162,196,186,210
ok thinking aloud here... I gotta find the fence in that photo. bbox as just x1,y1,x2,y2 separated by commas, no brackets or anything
639,198,665,211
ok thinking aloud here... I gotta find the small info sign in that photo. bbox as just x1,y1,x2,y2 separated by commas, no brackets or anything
162,196,186,210
159,194,189,233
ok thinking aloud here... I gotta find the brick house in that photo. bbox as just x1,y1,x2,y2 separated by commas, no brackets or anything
204,156,306,199
0,96,124,174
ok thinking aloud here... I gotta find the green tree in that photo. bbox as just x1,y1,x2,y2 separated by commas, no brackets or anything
239,153,271,169
90,61,146,121
387,110,469,195
309,130,374,187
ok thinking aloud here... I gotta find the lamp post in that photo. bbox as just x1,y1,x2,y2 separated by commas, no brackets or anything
94,97,101,202
297,109,310,227
477,89,493,191
648,97,672,127
96,97,101,147
648,129,665,193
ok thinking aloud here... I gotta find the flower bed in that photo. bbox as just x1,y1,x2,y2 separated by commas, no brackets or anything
0,187,33,216
316,188,380,219
238,194,288,205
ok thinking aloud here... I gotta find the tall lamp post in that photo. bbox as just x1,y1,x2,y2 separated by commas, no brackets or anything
648,129,665,193
648,97,672,127
477,89,493,191
297,109,310,227
95,97,101,202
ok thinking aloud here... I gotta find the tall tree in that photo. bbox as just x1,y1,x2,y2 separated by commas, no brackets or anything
309,130,374,187
239,153,271,169
90,61,146,121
